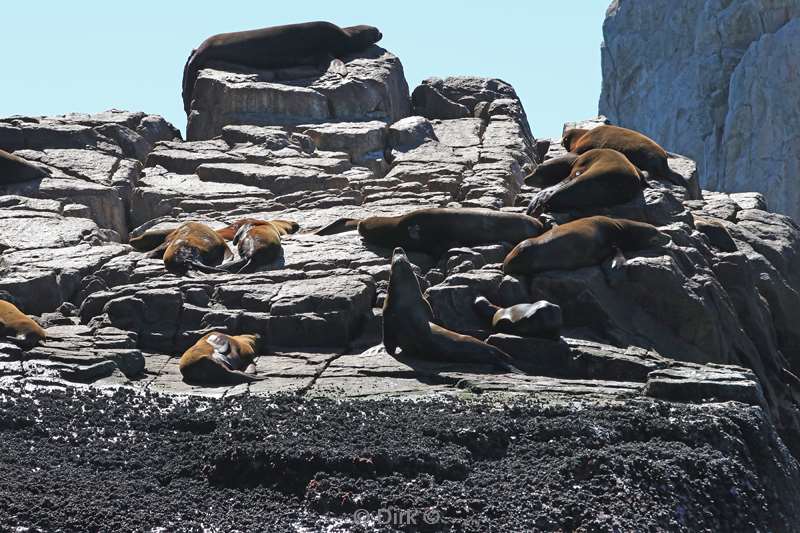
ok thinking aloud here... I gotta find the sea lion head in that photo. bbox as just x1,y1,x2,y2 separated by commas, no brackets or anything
502,238,535,275
561,128,589,152
618,220,672,249
343,25,382,48
163,240,194,276
524,153,579,187
390,247,416,284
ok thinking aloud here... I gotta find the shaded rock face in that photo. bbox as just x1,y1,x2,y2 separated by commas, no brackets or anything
600,0,800,220
186,46,411,141
3,44,800,526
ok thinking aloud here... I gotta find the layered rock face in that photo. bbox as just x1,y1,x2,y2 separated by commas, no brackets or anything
600,0,800,220
3,44,800,529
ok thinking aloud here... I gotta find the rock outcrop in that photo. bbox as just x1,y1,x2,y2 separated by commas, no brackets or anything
3,40,800,528
600,0,800,220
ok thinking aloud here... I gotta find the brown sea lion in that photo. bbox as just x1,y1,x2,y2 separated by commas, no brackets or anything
503,216,671,276
182,21,382,113
0,300,46,349
146,222,233,276
128,227,178,252
561,125,686,188
473,297,562,340
0,149,50,184
179,332,261,385
524,152,580,188
315,208,544,255
223,219,300,273
525,148,646,216
383,247,522,374
694,216,738,253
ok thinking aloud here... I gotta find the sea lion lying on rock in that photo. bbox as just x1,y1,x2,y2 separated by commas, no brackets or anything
179,332,261,385
0,149,50,184
145,222,232,276
525,148,646,216
561,125,687,189
0,300,46,349
222,219,300,273
383,247,522,374
503,215,671,276
315,208,544,256
473,296,562,340
182,21,383,113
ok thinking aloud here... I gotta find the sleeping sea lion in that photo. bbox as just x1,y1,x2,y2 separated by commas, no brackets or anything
525,148,646,216
0,149,50,184
315,208,544,255
503,216,671,276
179,332,261,385
0,300,46,349
473,296,562,340
562,125,686,188
524,152,580,188
146,222,233,276
182,21,382,113
223,219,300,273
383,247,522,374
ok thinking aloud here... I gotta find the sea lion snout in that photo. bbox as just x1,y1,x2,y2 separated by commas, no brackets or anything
391,247,408,264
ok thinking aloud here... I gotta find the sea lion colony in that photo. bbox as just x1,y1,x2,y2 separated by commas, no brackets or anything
1,22,682,385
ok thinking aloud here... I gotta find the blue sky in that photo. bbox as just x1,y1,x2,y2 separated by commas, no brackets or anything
2,2,609,139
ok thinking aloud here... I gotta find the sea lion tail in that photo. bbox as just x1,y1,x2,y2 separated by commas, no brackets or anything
313,218,360,236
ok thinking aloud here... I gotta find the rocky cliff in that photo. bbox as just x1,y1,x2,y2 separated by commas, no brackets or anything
2,43,800,530
600,0,800,221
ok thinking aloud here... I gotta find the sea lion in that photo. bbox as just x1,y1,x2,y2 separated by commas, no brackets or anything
383,247,522,374
182,21,382,113
315,208,544,255
146,222,233,276
128,227,178,252
223,219,300,273
0,149,50,184
0,300,46,349
561,125,686,188
503,216,671,276
179,332,261,385
694,216,738,253
524,152,579,188
525,148,646,216
473,296,562,340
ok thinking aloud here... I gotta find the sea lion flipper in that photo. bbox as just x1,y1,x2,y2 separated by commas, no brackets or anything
611,246,627,271
314,218,360,236
187,261,229,275
145,242,169,259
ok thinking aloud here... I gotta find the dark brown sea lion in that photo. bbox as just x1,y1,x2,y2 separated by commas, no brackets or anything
146,222,233,276
383,247,522,374
503,216,671,276
694,216,738,253
525,148,646,216
562,125,686,188
182,21,382,113
223,219,300,273
315,208,544,255
179,332,261,385
0,300,46,349
0,149,50,184
473,296,562,340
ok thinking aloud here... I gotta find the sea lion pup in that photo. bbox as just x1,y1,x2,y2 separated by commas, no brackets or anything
525,148,646,216
223,219,300,273
0,300,46,349
182,21,382,113
693,216,738,253
179,332,261,385
0,149,50,184
383,247,523,374
315,208,544,255
146,222,232,276
562,125,687,188
473,297,562,340
503,216,671,276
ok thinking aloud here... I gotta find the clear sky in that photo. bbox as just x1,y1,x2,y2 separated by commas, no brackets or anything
1,1,609,139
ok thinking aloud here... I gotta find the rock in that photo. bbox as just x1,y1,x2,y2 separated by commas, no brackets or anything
387,116,437,149
186,46,410,140
600,1,800,220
